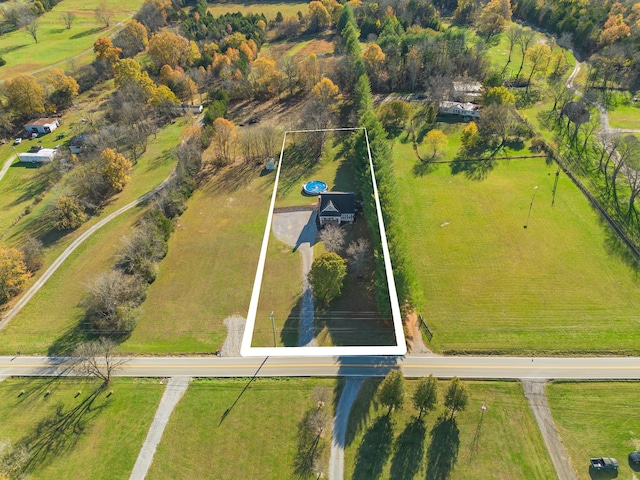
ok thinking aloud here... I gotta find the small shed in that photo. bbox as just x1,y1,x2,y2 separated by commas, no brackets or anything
24,118,60,135
318,192,356,227
18,148,57,163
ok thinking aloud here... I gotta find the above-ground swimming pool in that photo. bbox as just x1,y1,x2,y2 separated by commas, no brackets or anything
302,180,328,195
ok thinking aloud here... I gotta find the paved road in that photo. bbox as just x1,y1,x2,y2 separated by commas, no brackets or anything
2,355,640,380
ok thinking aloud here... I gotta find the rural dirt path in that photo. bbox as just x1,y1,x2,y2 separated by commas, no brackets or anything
0,154,16,185
129,376,191,480
0,173,173,331
271,209,319,347
329,377,365,480
523,380,578,480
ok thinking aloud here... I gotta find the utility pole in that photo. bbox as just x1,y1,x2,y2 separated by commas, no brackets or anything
270,311,276,347
524,185,539,229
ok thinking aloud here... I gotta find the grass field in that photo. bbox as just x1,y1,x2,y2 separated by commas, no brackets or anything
547,381,640,480
344,379,555,479
607,103,640,130
147,378,336,480
206,0,308,20
0,161,47,237
394,137,640,354
121,163,272,354
0,377,163,479
0,0,143,81
0,206,147,355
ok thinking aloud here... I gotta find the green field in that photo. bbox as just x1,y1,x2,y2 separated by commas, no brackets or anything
394,138,640,354
344,379,555,479
0,206,147,355
147,378,335,480
121,164,272,353
0,160,47,237
607,103,640,131
0,377,163,479
547,381,640,480
206,0,308,20
0,0,143,81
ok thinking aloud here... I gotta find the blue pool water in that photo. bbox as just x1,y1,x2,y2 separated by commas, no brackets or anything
302,180,328,195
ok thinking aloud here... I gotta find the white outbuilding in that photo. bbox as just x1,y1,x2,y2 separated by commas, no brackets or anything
24,118,60,135
18,148,57,163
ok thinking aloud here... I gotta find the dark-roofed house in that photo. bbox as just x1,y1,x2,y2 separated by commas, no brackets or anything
318,192,356,227
24,118,59,135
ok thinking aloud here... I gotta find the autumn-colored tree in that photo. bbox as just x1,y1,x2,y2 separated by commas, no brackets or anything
93,37,122,67
101,148,133,192
483,85,515,105
308,1,331,32
52,195,87,231
212,117,237,164
3,74,45,119
159,65,197,102
361,43,386,89
310,77,342,113
114,58,157,97
460,121,480,151
249,57,281,98
187,40,201,66
114,20,148,58
299,54,321,92
148,31,190,68
476,0,511,37
422,129,448,160
525,43,551,89
308,252,347,305
0,246,29,304
599,14,631,46
47,68,79,109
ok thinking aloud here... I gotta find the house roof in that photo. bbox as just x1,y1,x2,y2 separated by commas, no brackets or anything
319,192,355,216
24,118,59,127
439,101,480,113
452,81,483,93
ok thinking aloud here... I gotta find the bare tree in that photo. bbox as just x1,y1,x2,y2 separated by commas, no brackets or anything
346,238,371,278
95,1,113,28
311,386,330,409
319,224,345,253
504,25,522,66
515,28,535,80
61,11,76,30
72,338,127,384
22,15,39,44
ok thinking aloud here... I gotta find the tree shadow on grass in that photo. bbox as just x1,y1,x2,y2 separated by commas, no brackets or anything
293,409,328,479
352,415,394,480
425,415,460,480
278,142,317,196
280,297,302,347
449,157,494,181
18,385,109,476
69,27,103,40
390,418,426,480
600,218,640,279
413,160,438,177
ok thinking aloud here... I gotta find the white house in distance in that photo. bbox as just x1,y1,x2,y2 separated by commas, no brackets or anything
24,118,60,135
318,192,356,227
438,101,480,120
19,148,57,164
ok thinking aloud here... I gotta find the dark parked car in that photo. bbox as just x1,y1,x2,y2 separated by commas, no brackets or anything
630,451,640,464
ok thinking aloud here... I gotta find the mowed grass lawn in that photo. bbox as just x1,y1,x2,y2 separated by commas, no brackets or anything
344,379,555,480
607,103,640,130
147,378,336,480
0,377,163,480
121,164,273,353
0,206,147,355
394,140,640,355
547,382,640,480
0,0,143,80
0,161,46,236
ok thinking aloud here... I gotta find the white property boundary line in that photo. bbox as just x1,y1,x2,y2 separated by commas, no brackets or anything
240,127,406,357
